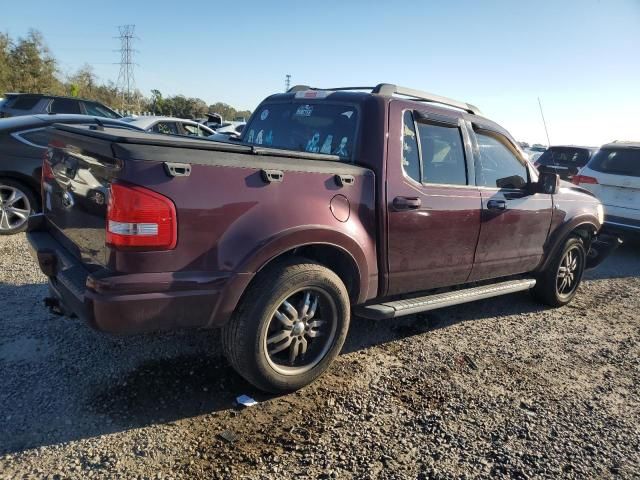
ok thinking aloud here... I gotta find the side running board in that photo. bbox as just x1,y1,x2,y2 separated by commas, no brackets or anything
355,278,536,320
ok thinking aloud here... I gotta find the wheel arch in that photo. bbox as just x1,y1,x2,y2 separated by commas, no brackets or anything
0,172,41,210
209,228,377,327
536,217,598,273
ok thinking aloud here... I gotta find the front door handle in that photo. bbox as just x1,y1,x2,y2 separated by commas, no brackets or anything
487,199,507,210
392,196,421,211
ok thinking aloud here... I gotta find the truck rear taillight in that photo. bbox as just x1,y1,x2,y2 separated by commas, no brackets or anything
106,183,177,250
572,175,599,185
41,151,54,200
42,156,54,183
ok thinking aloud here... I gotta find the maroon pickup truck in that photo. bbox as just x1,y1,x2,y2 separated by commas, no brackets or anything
27,84,620,392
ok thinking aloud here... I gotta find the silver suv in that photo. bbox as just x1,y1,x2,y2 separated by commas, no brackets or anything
0,93,121,119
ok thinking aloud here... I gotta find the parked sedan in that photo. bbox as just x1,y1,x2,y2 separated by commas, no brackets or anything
0,114,143,235
573,141,640,237
534,145,597,181
122,116,215,138
0,93,122,119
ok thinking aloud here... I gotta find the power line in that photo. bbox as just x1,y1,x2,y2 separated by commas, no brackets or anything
115,25,138,108
285,74,291,92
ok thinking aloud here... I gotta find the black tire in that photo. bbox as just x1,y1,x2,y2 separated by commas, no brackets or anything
0,179,38,235
222,258,350,393
532,235,587,307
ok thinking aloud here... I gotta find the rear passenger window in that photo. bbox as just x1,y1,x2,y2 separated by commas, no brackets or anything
417,121,467,185
402,111,420,182
15,129,50,148
475,131,528,189
151,122,179,135
10,96,41,110
50,98,81,114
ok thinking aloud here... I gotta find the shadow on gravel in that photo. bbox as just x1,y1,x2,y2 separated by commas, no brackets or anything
89,354,263,427
585,237,640,281
344,291,546,355
1,244,637,455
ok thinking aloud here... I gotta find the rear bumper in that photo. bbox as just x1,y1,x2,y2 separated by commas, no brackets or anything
603,214,640,235
27,217,230,334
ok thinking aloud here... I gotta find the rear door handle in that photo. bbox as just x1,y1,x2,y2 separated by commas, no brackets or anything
487,199,507,210
392,196,421,211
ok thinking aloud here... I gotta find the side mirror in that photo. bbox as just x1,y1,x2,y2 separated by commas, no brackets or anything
537,171,560,195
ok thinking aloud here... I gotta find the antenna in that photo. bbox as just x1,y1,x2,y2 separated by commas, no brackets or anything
538,97,551,147
116,25,138,109
285,74,291,92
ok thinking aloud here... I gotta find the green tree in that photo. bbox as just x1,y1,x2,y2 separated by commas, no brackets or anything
0,33,11,94
7,30,61,94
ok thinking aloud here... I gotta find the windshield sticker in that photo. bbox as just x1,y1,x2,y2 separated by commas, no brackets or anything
260,109,269,121
341,110,354,119
320,135,333,154
295,104,313,117
265,130,273,146
306,132,321,153
334,137,348,157
256,130,264,145
246,129,255,143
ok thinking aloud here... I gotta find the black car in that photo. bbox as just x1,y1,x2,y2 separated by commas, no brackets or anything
0,93,122,119
534,145,597,181
0,114,142,235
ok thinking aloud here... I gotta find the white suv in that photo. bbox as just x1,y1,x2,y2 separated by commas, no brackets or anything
573,142,640,236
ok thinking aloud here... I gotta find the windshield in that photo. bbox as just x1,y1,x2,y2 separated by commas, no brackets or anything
589,148,640,177
243,102,359,161
537,148,590,167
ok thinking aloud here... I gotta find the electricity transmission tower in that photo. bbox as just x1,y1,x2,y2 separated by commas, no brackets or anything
285,74,291,92
116,25,138,110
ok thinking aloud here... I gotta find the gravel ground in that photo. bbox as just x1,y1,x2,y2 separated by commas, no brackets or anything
0,233,639,479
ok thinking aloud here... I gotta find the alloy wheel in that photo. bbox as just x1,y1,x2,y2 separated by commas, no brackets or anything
556,246,583,297
264,288,338,376
0,185,31,232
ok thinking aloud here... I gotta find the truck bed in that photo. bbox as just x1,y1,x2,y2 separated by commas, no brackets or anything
33,124,378,332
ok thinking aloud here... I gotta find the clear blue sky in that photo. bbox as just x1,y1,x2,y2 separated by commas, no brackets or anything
5,0,640,145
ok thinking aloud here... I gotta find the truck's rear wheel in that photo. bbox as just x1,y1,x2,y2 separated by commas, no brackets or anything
222,259,350,393
532,235,586,307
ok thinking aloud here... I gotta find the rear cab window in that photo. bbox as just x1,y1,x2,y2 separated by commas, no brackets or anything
589,148,640,177
243,101,359,161
537,148,590,167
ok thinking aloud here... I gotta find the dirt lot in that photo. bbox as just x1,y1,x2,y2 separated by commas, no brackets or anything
0,233,639,479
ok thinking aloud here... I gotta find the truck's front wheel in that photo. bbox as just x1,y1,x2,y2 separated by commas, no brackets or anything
222,259,350,393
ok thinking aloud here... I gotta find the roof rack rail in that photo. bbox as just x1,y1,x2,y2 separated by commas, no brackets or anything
373,83,481,115
287,83,481,115
288,85,378,93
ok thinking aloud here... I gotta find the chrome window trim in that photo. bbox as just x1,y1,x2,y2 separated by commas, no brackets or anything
399,109,422,186
10,128,48,149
